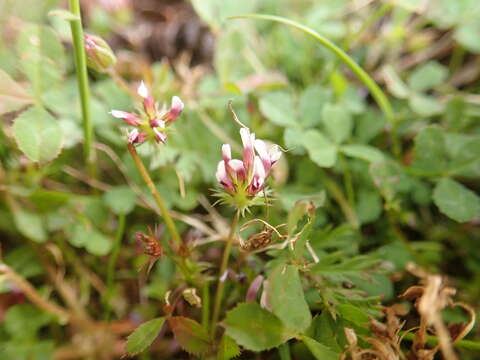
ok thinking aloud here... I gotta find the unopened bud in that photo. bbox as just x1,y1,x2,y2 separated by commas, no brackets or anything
84,34,117,72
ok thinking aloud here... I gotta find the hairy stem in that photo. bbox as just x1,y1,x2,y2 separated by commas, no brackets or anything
210,211,240,336
69,0,95,177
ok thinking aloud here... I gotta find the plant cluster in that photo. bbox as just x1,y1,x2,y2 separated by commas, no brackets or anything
0,0,479,359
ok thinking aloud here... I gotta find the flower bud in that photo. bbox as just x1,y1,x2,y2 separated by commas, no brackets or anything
165,96,184,123
84,34,117,72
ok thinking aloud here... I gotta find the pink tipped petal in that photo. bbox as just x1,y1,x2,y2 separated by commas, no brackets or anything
171,96,184,115
222,144,232,162
254,139,271,173
216,161,234,191
137,81,149,98
229,159,246,182
110,110,140,126
127,128,140,143
249,157,266,195
153,128,167,143
240,128,255,175
269,145,282,164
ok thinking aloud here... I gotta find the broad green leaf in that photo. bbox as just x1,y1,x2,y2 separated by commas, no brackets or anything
4,245,43,278
449,137,480,177
103,186,136,215
126,317,165,356
266,265,312,332
409,94,444,117
69,224,112,256
411,126,447,174
16,24,65,98
382,65,410,99
169,317,212,355
259,91,297,127
321,103,352,143
455,20,480,53
407,61,448,92
287,200,314,236
12,208,47,243
355,189,382,224
217,334,241,360
225,302,291,351
433,178,480,222
337,304,369,327
5,304,52,340
303,130,337,167
443,97,468,131
284,128,307,155
341,144,384,163
301,336,339,360
299,85,331,127
0,69,34,114
48,9,80,21
13,106,63,163
307,312,341,352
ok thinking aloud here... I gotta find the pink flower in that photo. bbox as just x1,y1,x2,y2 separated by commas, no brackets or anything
109,80,184,146
216,128,282,200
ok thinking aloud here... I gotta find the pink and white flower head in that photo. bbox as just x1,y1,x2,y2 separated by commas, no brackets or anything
215,127,282,212
109,80,184,146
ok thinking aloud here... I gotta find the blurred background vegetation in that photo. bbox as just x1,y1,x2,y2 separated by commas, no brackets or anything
0,0,479,358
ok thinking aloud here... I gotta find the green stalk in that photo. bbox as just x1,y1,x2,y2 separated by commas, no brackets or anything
402,332,480,351
69,0,95,177
278,343,292,360
201,281,210,331
104,213,126,320
210,211,240,336
127,144,182,248
127,144,191,281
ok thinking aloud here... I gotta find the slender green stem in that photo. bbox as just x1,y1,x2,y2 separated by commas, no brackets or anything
127,144,182,248
402,332,480,351
210,211,240,336
104,213,126,320
201,281,210,331
278,343,292,360
69,0,95,177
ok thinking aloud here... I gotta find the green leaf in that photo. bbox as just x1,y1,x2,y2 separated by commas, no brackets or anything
259,91,297,127
266,265,312,332
217,334,241,360
102,186,136,215
407,61,448,92
13,106,63,163
449,137,480,178
225,302,291,351
321,103,352,143
341,144,384,163
433,178,480,222
5,304,52,340
303,130,337,167
409,94,444,117
355,189,382,224
301,336,339,360
12,208,47,243
0,69,34,115
16,24,65,98
411,126,447,174
126,317,166,356
169,317,212,355
337,304,369,327
455,20,480,53
382,65,410,99
69,224,112,256
299,85,331,127
191,0,258,30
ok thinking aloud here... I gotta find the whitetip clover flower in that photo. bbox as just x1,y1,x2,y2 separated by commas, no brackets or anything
215,127,282,213
110,81,184,145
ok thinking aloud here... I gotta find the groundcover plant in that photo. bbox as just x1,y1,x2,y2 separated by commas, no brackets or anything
0,0,479,359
